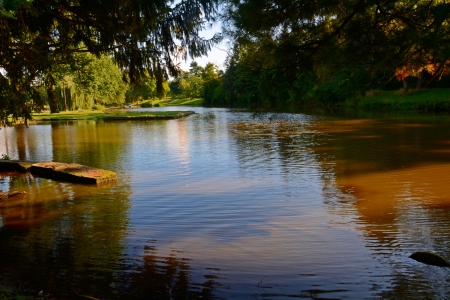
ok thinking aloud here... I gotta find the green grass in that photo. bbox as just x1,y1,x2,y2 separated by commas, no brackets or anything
141,97,204,107
32,110,193,121
344,88,450,111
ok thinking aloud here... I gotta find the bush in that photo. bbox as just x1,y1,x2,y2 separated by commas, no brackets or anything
140,102,152,108
92,104,105,111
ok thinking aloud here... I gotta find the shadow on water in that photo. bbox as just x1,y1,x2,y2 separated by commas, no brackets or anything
0,173,222,299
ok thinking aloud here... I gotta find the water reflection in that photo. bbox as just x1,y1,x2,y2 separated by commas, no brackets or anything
1,111,450,298
309,115,450,298
0,173,131,298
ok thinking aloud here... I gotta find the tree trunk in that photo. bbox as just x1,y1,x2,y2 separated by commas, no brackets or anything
62,83,68,111
47,87,59,113
416,69,425,90
402,77,409,94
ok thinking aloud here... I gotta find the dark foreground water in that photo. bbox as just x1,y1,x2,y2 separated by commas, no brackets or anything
1,107,450,299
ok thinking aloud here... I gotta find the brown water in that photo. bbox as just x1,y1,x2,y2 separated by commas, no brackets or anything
1,107,450,299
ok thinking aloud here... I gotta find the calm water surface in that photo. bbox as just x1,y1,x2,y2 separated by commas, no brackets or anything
1,107,450,299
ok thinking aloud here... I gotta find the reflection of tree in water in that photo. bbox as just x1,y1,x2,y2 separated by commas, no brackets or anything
310,116,450,298
0,173,132,299
0,174,221,299
123,247,222,300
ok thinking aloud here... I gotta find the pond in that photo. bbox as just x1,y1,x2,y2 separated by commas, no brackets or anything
1,107,450,299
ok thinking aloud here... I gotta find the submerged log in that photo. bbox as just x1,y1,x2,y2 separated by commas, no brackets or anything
409,251,450,267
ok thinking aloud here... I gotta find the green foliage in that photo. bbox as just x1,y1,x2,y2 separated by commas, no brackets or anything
170,70,204,99
0,0,220,121
140,102,153,108
47,53,128,111
92,104,105,111
1,154,11,160
125,75,170,102
312,69,369,105
214,0,450,110
346,89,450,111
189,61,204,76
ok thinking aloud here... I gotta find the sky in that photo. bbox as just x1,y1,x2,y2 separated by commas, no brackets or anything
178,23,230,71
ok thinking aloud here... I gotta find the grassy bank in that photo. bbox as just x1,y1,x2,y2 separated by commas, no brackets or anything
140,97,204,107
32,110,194,121
344,88,450,112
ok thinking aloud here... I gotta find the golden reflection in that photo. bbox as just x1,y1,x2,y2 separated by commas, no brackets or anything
165,120,191,169
310,116,450,254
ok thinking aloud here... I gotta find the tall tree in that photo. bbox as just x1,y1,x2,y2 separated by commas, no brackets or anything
220,0,450,107
0,0,220,123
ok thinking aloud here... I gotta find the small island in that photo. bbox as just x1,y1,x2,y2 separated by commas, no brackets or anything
32,110,195,121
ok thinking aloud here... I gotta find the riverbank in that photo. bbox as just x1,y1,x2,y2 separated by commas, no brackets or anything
32,110,195,121
140,97,204,107
344,88,450,112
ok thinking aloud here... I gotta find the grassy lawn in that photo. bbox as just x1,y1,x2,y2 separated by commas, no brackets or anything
142,97,204,107
32,110,193,121
345,88,450,111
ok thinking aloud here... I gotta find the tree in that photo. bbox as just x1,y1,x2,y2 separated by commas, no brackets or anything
0,0,221,123
126,76,170,103
202,62,222,105
51,53,128,111
219,0,450,108
189,61,204,76
169,63,206,99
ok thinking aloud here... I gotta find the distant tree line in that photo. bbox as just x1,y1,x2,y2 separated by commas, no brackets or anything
169,61,223,101
206,0,450,110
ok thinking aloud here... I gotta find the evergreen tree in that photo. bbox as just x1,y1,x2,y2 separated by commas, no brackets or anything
0,0,220,123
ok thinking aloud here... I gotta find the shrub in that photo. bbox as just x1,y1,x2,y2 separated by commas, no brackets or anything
140,102,153,108
92,104,105,111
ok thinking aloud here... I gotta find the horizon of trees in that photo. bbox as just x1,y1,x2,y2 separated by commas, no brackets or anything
169,61,223,100
2,0,450,119
208,0,450,109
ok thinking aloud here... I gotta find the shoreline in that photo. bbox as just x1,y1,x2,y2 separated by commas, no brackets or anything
32,110,195,122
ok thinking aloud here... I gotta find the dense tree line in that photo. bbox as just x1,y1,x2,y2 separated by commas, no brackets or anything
2,0,450,117
206,0,450,109
169,61,222,100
